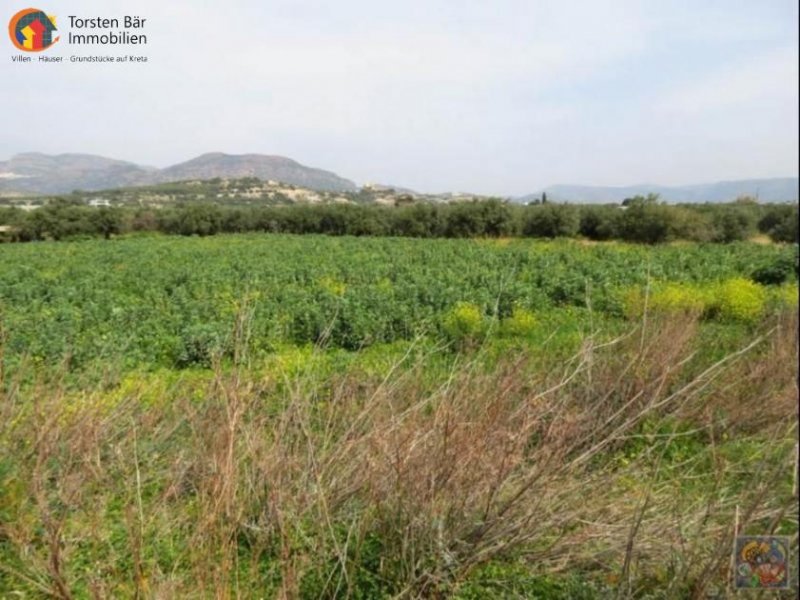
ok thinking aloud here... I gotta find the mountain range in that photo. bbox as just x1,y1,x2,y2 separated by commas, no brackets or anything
518,179,799,204
0,152,357,195
0,152,797,203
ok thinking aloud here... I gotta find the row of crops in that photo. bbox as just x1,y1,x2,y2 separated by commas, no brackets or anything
0,235,796,370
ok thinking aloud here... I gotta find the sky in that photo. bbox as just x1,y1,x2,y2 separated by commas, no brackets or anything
1,0,797,195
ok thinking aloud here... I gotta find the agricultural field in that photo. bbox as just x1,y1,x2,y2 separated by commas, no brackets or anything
0,234,796,372
0,234,798,597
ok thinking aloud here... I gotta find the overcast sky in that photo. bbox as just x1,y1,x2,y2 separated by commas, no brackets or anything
1,0,797,194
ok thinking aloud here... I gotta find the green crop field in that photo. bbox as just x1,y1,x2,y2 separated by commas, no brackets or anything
0,234,798,597
0,234,796,371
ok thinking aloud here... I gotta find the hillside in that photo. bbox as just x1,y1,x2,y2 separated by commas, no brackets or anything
157,153,356,192
3,152,797,204
0,153,155,195
0,152,357,195
0,178,488,209
58,178,351,207
518,178,799,204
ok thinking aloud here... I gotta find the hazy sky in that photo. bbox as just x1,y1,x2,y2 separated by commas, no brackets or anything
1,0,797,194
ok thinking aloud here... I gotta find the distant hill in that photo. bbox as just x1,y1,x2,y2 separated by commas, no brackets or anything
362,183,418,195
4,178,354,208
3,152,797,203
157,153,356,192
0,152,357,195
517,178,799,204
0,153,154,195
0,176,480,210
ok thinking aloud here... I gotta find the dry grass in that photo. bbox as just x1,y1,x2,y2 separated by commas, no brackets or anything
748,234,774,245
0,311,797,598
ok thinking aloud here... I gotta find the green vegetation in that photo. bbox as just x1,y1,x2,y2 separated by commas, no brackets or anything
1,192,798,244
0,235,796,372
0,234,797,597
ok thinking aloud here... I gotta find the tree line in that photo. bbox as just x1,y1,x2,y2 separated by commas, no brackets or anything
1,196,797,244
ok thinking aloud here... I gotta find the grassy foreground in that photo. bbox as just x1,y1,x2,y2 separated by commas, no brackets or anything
0,308,797,598
0,236,797,597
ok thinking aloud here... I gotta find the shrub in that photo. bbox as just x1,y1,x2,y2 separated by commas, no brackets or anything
623,282,707,317
767,283,799,310
442,302,484,343
90,207,124,239
578,206,619,240
479,198,517,237
750,255,797,286
391,203,444,237
500,306,537,337
651,283,708,313
758,204,799,242
667,207,713,242
159,204,224,236
708,278,767,322
522,204,580,238
711,207,755,243
768,205,799,243
616,204,673,244
175,323,229,367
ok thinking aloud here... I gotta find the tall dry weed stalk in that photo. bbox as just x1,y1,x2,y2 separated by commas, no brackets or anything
0,310,797,598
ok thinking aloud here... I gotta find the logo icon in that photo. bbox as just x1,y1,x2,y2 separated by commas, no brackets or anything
734,536,790,589
8,8,59,52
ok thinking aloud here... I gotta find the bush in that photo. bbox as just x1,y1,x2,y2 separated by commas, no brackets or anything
711,207,755,243
708,278,767,322
442,200,516,238
768,205,799,243
90,207,124,239
765,283,799,311
500,306,537,336
616,204,673,244
442,302,484,343
522,204,579,238
623,282,707,317
479,198,517,237
175,323,229,368
751,255,797,286
391,203,444,237
758,204,799,242
159,204,224,236
667,207,713,242
578,206,619,240
622,279,774,322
